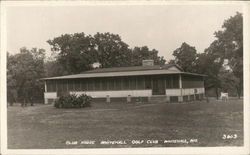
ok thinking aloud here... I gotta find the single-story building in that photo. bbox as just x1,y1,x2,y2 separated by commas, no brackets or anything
42,60,206,104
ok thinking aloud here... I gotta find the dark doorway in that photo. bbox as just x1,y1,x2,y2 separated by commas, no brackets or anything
152,77,166,95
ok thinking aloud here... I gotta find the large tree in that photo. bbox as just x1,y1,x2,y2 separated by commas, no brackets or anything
7,47,46,105
214,12,243,98
172,42,197,72
131,46,165,66
47,33,97,74
93,32,131,68
197,40,225,99
47,32,166,74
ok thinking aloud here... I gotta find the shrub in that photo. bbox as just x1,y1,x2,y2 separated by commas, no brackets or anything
54,93,92,108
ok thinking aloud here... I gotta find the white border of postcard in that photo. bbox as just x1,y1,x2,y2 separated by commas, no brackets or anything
1,1,250,155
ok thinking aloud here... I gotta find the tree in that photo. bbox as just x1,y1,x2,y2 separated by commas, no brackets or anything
213,12,243,98
131,46,165,66
7,47,46,105
47,33,97,74
93,32,132,68
198,40,225,99
47,32,166,74
44,60,68,77
172,42,197,72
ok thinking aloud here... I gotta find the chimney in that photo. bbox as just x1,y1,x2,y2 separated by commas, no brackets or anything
142,60,154,66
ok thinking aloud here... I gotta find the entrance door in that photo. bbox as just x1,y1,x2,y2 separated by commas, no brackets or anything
152,77,166,95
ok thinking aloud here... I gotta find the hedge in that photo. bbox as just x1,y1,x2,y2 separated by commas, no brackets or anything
54,94,92,108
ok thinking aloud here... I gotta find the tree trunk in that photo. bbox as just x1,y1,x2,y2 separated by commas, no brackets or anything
216,87,219,100
236,87,241,99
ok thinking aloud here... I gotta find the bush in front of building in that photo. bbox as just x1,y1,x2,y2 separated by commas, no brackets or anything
54,94,92,108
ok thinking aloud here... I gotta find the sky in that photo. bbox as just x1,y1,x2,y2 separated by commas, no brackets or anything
6,4,242,61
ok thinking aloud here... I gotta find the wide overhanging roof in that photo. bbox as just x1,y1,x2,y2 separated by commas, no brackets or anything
42,69,206,80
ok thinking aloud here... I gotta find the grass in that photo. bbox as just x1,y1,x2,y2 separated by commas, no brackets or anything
7,99,243,149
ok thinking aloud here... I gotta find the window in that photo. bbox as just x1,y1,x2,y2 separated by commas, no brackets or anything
172,75,179,88
108,78,115,90
130,77,136,90
94,78,101,90
62,80,68,91
75,79,81,91
68,80,74,91
46,81,51,92
137,76,144,89
102,79,108,90
122,77,130,90
57,80,63,92
81,79,87,91
47,80,56,92
145,76,151,89
182,75,204,88
115,78,122,90
88,79,94,90
165,76,172,88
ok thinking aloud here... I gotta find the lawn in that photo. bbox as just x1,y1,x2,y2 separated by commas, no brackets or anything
7,99,243,149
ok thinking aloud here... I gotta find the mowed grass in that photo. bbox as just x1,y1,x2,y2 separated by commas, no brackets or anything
7,99,243,149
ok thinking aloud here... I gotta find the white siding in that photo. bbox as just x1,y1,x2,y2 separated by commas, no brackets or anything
44,92,57,99
182,88,205,95
166,88,205,96
70,90,152,98
166,89,181,96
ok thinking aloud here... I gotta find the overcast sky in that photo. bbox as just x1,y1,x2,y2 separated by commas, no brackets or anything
6,4,242,61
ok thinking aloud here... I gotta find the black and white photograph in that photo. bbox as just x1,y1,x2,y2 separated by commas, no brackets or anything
0,1,249,154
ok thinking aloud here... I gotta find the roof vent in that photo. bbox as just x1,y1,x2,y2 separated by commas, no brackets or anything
142,60,154,66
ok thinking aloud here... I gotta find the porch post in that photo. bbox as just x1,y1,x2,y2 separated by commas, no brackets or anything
44,81,48,104
178,74,183,102
45,81,47,92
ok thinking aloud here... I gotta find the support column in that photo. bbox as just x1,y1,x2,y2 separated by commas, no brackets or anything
44,81,48,104
45,81,47,92
178,74,183,102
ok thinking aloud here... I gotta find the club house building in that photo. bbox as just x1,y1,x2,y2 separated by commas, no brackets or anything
43,60,205,104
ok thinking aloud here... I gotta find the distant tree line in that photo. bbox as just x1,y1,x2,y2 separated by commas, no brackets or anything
46,32,165,76
7,12,242,105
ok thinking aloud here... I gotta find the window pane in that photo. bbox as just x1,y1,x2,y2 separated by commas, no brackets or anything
57,80,63,92
62,80,67,91
137,76,144,89
165,76,171,88
145,76,151,89
75,79,81,91
94,78,101,90
88,79,94,90
114,78,121,90
173,75,179,88
47,81,51,92
102,79,108,90
81,79,87,91
122,77,130,90
130,77,136,90
108,78,115,90
68,80,74,91
52,80,56,92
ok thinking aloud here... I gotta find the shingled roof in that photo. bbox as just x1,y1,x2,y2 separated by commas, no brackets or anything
84,64,183,73
42,64,205,80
